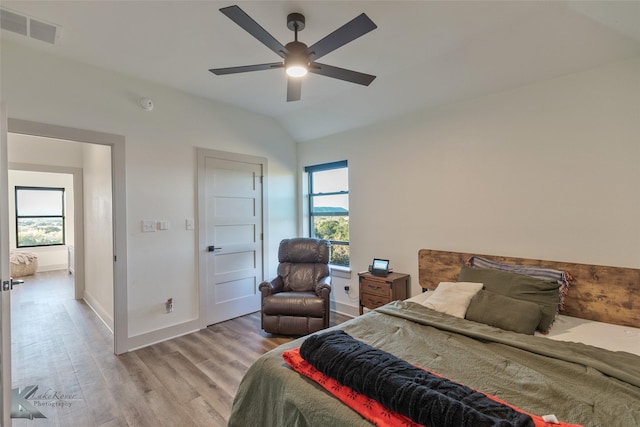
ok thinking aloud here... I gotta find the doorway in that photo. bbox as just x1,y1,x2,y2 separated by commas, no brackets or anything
8,164,83,300
6,119,128,355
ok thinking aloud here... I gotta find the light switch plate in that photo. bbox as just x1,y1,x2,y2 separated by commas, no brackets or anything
142,219,156,232
186,218,194,230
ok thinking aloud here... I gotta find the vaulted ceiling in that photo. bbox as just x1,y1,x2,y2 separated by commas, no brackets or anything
2,1,639,141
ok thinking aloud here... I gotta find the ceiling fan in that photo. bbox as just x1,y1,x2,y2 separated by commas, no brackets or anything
209,5,377,102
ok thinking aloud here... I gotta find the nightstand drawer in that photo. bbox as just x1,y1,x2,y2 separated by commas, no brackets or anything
358,271,410,315
360,279,391,297
360,292,390,310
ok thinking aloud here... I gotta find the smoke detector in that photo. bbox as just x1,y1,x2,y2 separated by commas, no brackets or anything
138,98,154,111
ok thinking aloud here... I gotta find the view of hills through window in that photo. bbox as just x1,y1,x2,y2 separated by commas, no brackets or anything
307,164,349,266
16,187,65,247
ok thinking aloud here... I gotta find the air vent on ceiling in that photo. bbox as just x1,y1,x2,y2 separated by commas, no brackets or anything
0,7,61,45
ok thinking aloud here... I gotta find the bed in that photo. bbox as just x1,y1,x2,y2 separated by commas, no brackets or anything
228,250,640,427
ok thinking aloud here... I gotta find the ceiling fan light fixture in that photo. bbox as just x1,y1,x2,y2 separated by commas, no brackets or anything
286,64,307,77
284,40,309,77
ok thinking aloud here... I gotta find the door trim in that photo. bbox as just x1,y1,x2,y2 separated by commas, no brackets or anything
196,148,268,328
1,103,12,427
7,119,129,354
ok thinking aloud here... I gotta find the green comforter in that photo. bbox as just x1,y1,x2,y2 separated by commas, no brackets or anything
228,301,640,427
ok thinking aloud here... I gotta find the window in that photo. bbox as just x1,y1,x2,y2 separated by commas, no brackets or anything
15,186,65,247
305,161,349,267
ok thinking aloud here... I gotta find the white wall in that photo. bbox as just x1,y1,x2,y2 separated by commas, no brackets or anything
82,143,114,330
298,57,640,315
8,133,85,167
7,169,74,271
1,39,298,347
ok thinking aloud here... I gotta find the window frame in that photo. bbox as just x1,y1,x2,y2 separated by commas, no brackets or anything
15,185,66,248
304,160,349,267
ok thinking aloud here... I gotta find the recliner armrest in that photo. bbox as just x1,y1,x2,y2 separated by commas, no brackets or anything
314,275,332,297
259,276,284,296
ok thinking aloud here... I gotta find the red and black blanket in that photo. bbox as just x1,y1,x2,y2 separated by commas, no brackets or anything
283,330,582,427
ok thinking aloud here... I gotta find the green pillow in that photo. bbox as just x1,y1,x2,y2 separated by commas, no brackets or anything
465,290,542,335
458,265,560,332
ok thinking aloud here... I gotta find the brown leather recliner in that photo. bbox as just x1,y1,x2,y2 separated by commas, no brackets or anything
260,238,332,335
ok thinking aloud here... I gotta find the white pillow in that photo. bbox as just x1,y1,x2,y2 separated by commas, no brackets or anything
406,290,432,305
421,281,483,318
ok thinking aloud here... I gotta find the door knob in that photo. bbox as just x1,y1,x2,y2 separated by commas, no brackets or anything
207,246,222,252
2,278,24,291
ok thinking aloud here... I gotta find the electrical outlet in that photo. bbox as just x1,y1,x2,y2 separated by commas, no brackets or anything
344,285,350,293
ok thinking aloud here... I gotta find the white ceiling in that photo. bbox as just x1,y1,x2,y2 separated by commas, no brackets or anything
1,1,639,141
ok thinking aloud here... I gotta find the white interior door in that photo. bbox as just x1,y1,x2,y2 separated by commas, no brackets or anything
203,155,264,325
1,104,12,426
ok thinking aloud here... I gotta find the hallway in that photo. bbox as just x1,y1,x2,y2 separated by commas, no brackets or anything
11,270,111,425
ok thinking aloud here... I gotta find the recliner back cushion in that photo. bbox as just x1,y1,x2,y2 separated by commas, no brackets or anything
278,262,330,292
278,238,330,264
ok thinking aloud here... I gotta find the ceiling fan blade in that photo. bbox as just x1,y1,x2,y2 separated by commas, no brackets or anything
219,5,287,58
309,63,376,86
209,62,283,75
307,13,377,61
287,78,302,102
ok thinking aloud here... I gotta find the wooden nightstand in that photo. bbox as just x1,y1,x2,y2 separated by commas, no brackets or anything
358,271,410,315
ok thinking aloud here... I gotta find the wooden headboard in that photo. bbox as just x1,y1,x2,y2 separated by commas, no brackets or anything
418,249,640,328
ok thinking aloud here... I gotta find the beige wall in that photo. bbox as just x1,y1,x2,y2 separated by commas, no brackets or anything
299,57,640,315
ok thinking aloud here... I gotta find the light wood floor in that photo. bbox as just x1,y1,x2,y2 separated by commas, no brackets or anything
11,270,351,426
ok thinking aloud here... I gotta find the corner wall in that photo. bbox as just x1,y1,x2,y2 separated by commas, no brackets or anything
298,57,640,314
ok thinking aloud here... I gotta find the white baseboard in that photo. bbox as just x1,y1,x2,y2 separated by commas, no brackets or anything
333,301,358,318
127,320,201,351
83,292,114,333
36,264,68,272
